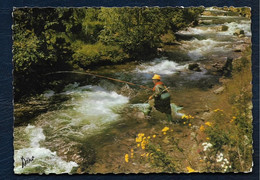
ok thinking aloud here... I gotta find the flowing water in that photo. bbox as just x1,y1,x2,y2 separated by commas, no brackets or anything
14,8,251,174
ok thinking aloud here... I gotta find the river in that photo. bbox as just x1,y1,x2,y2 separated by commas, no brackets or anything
14,7,251,174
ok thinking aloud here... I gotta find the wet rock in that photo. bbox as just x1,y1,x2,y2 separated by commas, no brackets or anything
119,84,135,97
233,29,245,36
234,44,247,52
220,25,229,31
188,63,201,72
234,49,242,52
198,19,213,25
238,34,245,38
214,86,225,94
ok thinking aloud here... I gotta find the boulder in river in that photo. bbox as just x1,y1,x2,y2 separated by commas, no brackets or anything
233,29,245,36
220,25,229,31
188,63,201,72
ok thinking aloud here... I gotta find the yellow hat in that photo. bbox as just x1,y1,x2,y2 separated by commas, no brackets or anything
152,74,160,80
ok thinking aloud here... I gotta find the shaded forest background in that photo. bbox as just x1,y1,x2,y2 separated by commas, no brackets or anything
13,7,204,100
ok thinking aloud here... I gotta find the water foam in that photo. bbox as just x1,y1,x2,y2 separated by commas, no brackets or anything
221,21,251,36
14,125,78,174
181,38,231,60
178,27,213,35
136,58,187,75
39,84,130,137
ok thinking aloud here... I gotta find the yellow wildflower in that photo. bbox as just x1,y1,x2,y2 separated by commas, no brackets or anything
125,154,129,163
156,149,160,151
206,137,210,140
136,137,142,143
199,159,203,162
141,153,145,157
146,153,150,157
200,125,205,132
136,133,145,143
131,149,133,152
162,127,169,132
232,116,236,119
141,139,148,149
131,152,134,159
230,119,234,123
153,135,156,138
205,122,212,126
189,123,192,127
171,129,173,132
147,136,151,139
183,122,186,125
163,132,166,135
186,166,195,173
137,144,140,147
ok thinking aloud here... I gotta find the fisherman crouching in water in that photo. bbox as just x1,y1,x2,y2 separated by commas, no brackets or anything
147,74,174,123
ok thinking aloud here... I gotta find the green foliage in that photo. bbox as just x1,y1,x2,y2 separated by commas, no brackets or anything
72,42,128,68
204,112,230,152
147,143,176,172
13,7,204,99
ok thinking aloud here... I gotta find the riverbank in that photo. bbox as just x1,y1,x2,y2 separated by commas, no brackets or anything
81,43,252,174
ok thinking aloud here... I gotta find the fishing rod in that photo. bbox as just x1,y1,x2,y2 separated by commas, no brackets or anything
46,71,153,91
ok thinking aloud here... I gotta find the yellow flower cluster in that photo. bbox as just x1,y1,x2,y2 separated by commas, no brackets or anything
131,149,134,158
181,114,194,119
186,166,196,173
136,133,145,143
200,125,205,132
205,121,212,127
214,108,223,112
141,137,149,149
125,149,135,163
125,154,129,162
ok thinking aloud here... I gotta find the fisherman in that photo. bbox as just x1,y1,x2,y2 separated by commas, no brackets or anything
147,74,174,122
